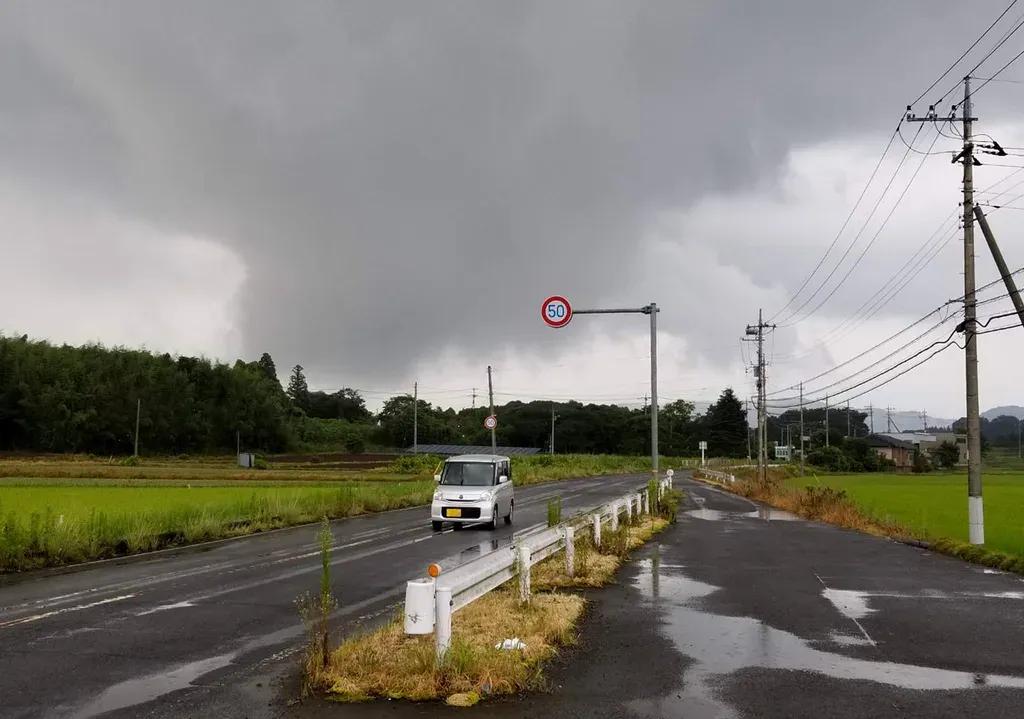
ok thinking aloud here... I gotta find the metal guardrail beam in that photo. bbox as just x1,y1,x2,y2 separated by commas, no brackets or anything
404,471,676,658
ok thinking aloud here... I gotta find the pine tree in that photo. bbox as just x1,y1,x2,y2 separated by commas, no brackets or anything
287,364,310,412
256,353,278,384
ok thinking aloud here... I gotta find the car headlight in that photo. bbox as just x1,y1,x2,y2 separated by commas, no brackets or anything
433,489,443,500
479,491,492,501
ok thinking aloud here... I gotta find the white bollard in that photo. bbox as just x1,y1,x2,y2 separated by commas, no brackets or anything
518,545,532,604
625,497,632,523
564,526,575,578
592,513,602,548
637,493,644,516
611,503,619,531
643,490,649,516
435,585,452,660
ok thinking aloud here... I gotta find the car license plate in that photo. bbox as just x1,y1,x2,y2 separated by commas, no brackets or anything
445,508,462,518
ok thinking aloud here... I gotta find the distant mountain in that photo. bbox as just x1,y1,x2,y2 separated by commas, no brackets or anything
982,405,1024,421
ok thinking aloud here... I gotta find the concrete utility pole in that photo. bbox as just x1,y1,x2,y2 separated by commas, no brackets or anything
746,398,752,462
745,309,775,483
799,383,805,476
550,403,556,455
907,78,984,544
962,77,984,544
487,366,496,452
825,395,830,448
133,398,141,457
649,302,659,479
471,388,477,409
868,402,874,434
847,401,852,438
413,382,418,454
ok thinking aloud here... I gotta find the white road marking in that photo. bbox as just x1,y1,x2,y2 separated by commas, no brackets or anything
0,594,137,629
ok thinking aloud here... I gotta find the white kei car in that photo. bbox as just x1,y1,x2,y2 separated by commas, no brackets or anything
431,454,514,531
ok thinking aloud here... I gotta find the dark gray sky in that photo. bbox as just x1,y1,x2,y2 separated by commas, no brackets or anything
3,1,1023,416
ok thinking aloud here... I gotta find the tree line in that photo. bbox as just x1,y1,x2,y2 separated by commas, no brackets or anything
0,335,750,456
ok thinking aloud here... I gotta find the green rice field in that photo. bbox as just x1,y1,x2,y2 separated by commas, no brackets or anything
791,471,1024,556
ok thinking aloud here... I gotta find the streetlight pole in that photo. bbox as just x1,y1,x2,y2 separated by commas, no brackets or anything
570,304,660,480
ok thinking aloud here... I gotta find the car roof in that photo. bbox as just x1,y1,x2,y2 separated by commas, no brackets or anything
446,454,510,463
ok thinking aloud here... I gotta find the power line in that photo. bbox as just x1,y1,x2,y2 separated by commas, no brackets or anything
767,123,903,323
909,0,1020,108
780,124,942,327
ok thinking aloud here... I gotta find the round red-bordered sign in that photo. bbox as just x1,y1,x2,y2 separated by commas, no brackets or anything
541,295,573,328
483,415,498,430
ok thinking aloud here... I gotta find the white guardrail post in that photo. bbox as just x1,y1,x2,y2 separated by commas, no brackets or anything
435,585,452,659
564,525,575,578
625,497,632,523
592,512,602,548
611,502,619,530
518,545,532,604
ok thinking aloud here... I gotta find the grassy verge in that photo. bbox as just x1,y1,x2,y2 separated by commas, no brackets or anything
312,490,682,705
699,467,1024,576
0,480,431,573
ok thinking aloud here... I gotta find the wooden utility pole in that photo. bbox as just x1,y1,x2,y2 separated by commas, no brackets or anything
133,398,141,457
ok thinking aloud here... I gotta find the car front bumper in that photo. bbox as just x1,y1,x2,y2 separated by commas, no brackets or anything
431,498,495,523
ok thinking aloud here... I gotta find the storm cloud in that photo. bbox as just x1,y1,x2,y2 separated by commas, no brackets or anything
2,1,1023,413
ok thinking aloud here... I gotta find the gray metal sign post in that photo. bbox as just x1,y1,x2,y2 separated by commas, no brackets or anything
542,297,659,479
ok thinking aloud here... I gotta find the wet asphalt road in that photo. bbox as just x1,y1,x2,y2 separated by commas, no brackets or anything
0,473,654,719
306,474,1024,719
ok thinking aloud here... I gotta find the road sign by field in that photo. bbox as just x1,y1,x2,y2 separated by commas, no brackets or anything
698,440,707,450
541,295,573,328
483,415,498,430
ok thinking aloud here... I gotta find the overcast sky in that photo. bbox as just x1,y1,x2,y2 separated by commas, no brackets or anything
3,1,1024,420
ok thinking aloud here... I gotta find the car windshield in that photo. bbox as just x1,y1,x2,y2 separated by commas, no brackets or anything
440,462,494,487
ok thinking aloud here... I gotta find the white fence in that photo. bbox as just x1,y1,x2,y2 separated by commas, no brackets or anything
697,468,737,483
404,472,675,658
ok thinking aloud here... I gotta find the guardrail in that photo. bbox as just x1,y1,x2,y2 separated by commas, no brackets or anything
697,468,737,483
404,471,676,658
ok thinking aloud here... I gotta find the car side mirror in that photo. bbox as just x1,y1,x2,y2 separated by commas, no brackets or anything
434,474,442,483
498,475,508,484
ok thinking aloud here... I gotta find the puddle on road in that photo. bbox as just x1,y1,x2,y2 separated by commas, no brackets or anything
684,507,801,522
628,558,1024,719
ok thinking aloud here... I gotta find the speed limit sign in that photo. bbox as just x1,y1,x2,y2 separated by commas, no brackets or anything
484,415,498,430
541,295,573,328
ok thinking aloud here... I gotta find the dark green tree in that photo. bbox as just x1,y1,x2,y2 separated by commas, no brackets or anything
256,353,278,384
287,364,310,412
705,388,748,457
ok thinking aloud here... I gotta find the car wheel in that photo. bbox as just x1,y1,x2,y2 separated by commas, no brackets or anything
432,521,443,532
488,505,498,530
504,500,513,525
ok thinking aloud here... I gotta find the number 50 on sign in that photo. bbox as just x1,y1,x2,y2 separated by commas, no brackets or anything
541,296,573,328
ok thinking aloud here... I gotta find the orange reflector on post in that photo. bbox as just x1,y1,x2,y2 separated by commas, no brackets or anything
427,563,442,578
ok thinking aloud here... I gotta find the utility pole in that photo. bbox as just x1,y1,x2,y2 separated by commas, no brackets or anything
887,406,893,433
825,395,830,448
487,365,496,452
921,410,928,433
236,430,240,457
133,398,141,457
1019,419,1022,460
973,206,1024,329
868,402,874,434
413,382,418,454
550,403,556,455
650,302,659,479
907,77,983,544
799,383,805,477
846,401,851,438
745,309,775,483
746,398,752,462
471,388,477,409
962,75,984,545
